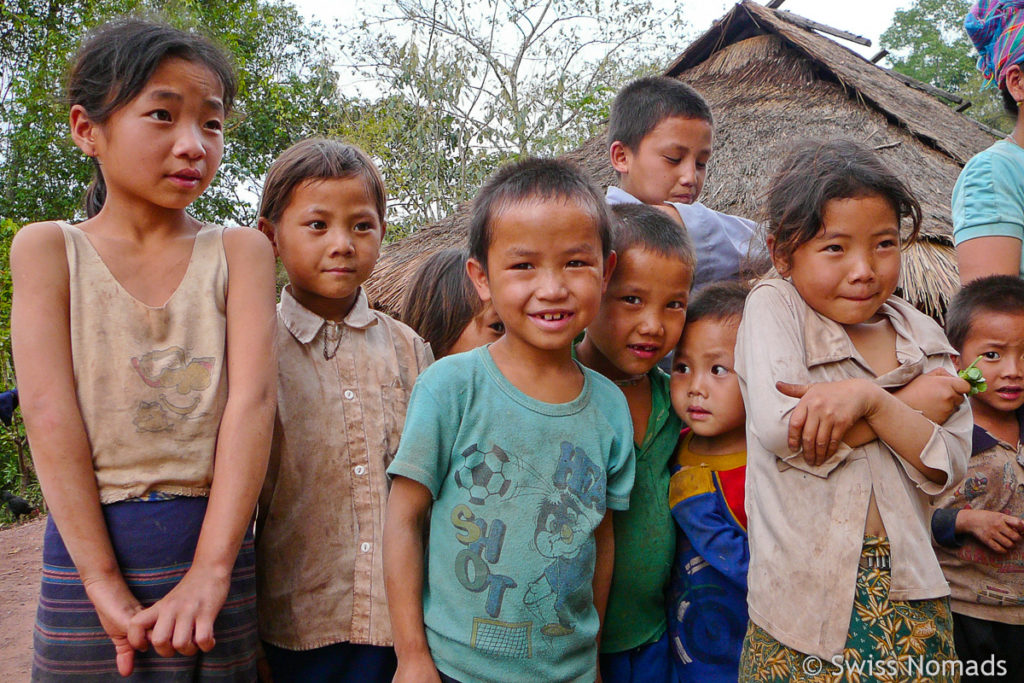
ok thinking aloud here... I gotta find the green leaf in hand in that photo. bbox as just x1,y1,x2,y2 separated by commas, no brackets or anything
958,356,988,396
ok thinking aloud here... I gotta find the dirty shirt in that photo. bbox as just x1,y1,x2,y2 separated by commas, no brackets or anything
387,346,635,683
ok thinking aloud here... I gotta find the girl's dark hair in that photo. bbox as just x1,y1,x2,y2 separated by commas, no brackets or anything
1002,86,1019,118
259,138,386,225
69,19,237,217
765,139,922,267
401,248,483,358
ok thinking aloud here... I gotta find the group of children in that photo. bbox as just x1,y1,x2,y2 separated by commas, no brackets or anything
9,15,1024,683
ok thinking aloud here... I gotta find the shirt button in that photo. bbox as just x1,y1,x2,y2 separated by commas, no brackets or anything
344,390,355,400
360,542,371,553
354,465,366,476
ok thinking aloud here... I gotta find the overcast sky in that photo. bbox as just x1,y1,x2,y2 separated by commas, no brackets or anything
291,0,917,64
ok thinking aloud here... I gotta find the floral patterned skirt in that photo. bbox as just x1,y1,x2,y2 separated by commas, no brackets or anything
738,536,958,682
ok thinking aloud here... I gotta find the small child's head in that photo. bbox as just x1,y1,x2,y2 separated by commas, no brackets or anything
671,281,750,447
258,138,386,321
607,76,714,207
580,204,695,378
946,275,1024,416
466,157,614,355
402,248,504,358
68,19,237,218
765,139,922,326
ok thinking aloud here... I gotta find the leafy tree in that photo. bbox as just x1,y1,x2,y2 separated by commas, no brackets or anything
880,0,1013,132
0,0,344,227
340,0,686,233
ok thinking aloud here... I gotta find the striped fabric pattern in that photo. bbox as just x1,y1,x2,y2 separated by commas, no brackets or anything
32,497,258,681
967,0,1024,88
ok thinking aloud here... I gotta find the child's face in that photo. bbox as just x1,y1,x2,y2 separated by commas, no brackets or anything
671,317,745,444
773,194,901,326
611,115,712,206
74,57,225,211
447,302,505,357
958,310,1024,417
468,198,611,356
262,176,384,321
584,247,691,377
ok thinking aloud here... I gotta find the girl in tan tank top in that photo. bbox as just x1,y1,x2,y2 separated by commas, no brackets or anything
10,20,276,681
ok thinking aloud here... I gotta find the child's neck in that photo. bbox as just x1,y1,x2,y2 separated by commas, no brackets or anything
488,335,583,404
87,189,197,242
688,428,746,457
575,334,652,443
971,397,1021,446
844,315,898,377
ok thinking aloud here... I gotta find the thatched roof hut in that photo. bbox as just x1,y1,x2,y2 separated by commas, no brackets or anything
366,0,998,319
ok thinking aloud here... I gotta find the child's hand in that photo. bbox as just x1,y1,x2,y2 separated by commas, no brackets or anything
957,509,1024,553
83,576,144,677
776,379,880,465
392,652,442,683
893,369,970,424
127,563,231,658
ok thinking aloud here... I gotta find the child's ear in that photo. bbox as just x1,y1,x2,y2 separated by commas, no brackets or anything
766,235,790,277
466,257,492,304
69,104,99,158
602,250,618,293
609,141,631,175
256,217,280,257
953,352,964,372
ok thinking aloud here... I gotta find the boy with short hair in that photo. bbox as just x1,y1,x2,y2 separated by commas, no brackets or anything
666,281,751,682
255,138,433,682
606,76,757,291
383,158,636,683
573,203,695,683
932,275,1024,679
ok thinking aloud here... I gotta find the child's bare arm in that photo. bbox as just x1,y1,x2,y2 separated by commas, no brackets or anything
592,512,614,630
128,228,277,657
11,223,141,676
957,510,1024,553
384,476,440,683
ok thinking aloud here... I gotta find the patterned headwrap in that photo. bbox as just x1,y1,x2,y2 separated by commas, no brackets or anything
966,0,1024,88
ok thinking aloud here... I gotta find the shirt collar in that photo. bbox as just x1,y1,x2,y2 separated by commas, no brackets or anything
802,294,955,370
279,286,377,344
605,186,642,205
970,406,1024,456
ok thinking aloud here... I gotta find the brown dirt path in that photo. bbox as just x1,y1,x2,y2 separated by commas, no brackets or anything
0,516,44,680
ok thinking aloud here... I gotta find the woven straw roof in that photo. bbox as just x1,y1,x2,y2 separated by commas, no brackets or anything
367,0,996,319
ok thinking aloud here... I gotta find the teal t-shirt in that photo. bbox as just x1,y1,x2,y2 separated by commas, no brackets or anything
601,368,681,653
952,139,1024,278
387,346,635,683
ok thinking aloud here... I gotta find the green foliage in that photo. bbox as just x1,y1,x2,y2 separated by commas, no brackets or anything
0,0,343,227
880,0,1013,133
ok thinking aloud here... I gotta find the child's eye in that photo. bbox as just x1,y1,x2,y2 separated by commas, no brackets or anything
674,362,690,375
878,239,898,249
204,119,223,132
696,161,708,170
667,300,686,310
663,156,681,164
982,351,1000,360
711,364,730,377
488,321,505,334
567,259,589,268
308,220,328,230
511,262,533,270
823,244,843,254
622,295,641,305
354,221,375,233
147,109,172,122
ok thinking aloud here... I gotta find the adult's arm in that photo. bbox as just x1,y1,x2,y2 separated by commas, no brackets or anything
956,236,1022,284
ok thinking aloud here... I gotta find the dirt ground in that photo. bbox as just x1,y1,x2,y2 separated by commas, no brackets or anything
0,516,44,680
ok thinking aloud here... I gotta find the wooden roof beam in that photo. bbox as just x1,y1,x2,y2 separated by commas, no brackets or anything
778,10,872,46
766,0,786,8
883,67,965,105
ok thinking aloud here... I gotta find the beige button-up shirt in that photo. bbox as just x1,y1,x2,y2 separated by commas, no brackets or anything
735,279,971,659
256,287,432,649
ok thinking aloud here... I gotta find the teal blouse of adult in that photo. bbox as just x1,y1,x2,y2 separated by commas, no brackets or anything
952,138,1024,279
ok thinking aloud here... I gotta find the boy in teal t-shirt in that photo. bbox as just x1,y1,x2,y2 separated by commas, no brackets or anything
384,158,635,683
574,204,695,683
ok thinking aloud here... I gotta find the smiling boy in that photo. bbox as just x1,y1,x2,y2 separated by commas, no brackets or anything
383,158,636,683
574,204,694,683
932,275,1024,678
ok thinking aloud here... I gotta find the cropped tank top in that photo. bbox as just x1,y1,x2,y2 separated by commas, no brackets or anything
60,221,229,504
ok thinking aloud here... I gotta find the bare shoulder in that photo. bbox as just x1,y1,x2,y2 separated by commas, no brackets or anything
222,225,273,259
10,222,69,281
